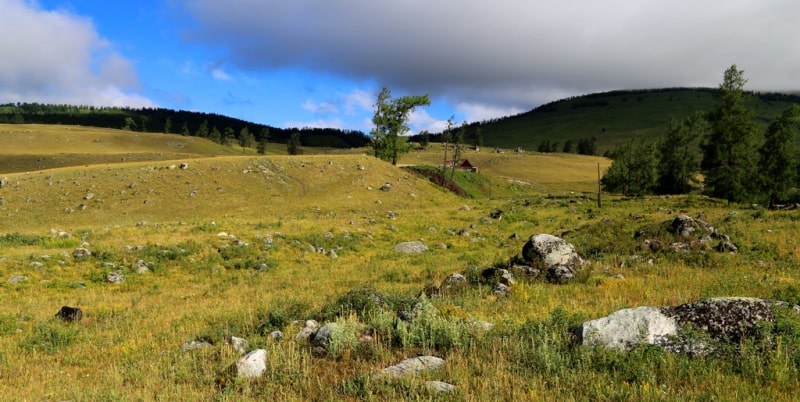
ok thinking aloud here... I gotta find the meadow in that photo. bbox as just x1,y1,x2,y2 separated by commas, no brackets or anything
0,124,799,400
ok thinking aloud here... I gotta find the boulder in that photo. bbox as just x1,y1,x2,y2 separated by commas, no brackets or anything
227,336,249,355
235,349,268,379
393,241,428,254
55,306,83,322
661,297,776,343
425,381,456,394
492,283,510,297
440,273,468,292
310,322,339,348
72,248,92,260
521,234,583,283
671,215,698,238
377,356,445,378
577,306,678,351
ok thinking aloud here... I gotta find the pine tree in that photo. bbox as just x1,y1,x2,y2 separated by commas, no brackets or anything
656,113,704,194
287,132,302,155
601,139,657,196
758,105,800,207
701,65,760,203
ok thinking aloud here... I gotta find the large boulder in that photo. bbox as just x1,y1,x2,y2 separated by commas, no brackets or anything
521,234,583,283
578,297,795,354
235,349,268,378
577,306,678,351
393,241,428,254
671,215,698,238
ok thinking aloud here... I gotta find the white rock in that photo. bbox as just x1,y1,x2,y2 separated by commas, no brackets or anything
235,349,267,378
378,356,445,378
577,306,678,351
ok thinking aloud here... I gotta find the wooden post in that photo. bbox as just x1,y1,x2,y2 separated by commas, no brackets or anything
597,162,602,208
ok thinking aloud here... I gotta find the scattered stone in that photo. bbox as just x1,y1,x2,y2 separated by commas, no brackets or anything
671,215,698,238
521,234,584,284
380,183,392,191
131,260,150,274
492,283,510,297
435,243,448,249
55,306,83,322
377,356,445,378
425,381,456,394
393,241,428,254
72,248,92,260
489,210,503,220
295,327,316,342
0,177,6,188
716,240,738,252
227,336,249,355
270,331,284,341
30,261,44,269
357,164,365,171
328,249,338,259
235,349,267,379
310,322,339,348
440,273,468,293
180,340,212,352
8,275,28,284
106,270,125,284
84,192,94,200
179,163,189,170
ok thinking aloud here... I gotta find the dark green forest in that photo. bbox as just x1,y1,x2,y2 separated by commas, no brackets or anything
0,103,370,149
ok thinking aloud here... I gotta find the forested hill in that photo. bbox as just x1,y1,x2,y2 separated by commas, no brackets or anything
421,88,800,154
0,103,369,149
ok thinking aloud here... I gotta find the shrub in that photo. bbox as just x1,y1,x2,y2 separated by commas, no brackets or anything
22,322,80,354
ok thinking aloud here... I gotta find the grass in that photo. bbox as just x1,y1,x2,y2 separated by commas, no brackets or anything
0,125,799,400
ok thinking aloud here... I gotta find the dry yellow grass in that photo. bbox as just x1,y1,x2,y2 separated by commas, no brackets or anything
0,125,797,400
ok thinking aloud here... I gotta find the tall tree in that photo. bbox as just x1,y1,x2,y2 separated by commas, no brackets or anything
474,127,483,150
196,120,209,138
209,126,221,143
419,130,430,148
370,87,430,165
181,122,190,136
449,123,466,184
239,127,254,152
758,105,800,207
257,127,270,155
701,65,760,203
562,139,574,153
601,138,658,196
287,132,302,155
164,117,172,134
223,127,235,146
656,113,704,194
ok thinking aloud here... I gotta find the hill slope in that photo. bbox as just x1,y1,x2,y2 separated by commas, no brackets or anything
448,88,800,153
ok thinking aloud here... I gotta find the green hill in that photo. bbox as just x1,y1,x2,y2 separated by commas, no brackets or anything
438,88,800,154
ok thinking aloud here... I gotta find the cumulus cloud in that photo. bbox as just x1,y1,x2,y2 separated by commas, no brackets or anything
0,0,153,107
302,100,339,114
175,0,800,122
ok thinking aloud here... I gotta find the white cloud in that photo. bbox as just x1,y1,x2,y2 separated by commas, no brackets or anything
283,118,346,130
456,102,526,124
211,67,232,81
302,100,339,114
0,0,153,107
408,109,449,134
175,0,800,122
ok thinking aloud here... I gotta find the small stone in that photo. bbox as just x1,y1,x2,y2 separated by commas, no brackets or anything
72,248,92,260
8,275,28,284
180,340,212,352
227,336,249,355
425,381,456,394
270,331,283,341
106,270,125,284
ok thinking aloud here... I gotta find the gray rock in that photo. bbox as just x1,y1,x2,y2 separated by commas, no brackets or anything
180,340,212,352
440,273,468,292
671,215,698,238
310,322,339,348
235,349,267,378
716,240,738,252
380,183,392,191
393,241,428,254
661,297,775,343
30,261,44,268
8,275,28,284
227,336,249,355
270,330,284,341
521,234,583,284
425,381,456,394
72,248,92,260
106,270,125,284
179,163,189,170
131,259,150,274
378,356,445,378
577,306,678,351
492,282,510,297
0,176,6,188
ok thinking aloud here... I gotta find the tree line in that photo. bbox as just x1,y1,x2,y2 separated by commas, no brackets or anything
0,103,369,150
601,65,800,207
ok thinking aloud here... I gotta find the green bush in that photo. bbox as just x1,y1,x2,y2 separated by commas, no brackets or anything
22,322,81,354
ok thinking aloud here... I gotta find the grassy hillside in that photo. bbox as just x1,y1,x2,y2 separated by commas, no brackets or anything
0,127,799,400
462,88,800,153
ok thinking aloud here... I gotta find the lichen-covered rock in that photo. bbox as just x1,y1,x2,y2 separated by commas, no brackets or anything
440,273,468,292
671,215,698,238
661,297,775,343
72,248,92,260
521,234,583,283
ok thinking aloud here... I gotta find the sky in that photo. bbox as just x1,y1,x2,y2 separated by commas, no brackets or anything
2,0,800,134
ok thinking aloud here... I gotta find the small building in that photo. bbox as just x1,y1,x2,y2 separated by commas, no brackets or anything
443,159,478,173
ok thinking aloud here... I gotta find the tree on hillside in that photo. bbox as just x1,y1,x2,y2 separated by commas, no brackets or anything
701,65,760,203
181,122,190,136
209,126,221,143
474,127,483,150
562,139,574,153
164,117,172,134
419,130,430,148
223,127,236,146
656,112,705,194
287,132,302,155
122,117,137,131
449,123,466,184
257,127,270,155
577,137,597,155
239,127,254,152
196,120,209,138
370,86,430,165
601,138,657,196
758,105,800,207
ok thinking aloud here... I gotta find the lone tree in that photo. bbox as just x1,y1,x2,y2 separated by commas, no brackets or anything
287,132,302,155
758,105,800,207
239,127,255,152
370,87,430,165
257,127,270,155
701,65,760,203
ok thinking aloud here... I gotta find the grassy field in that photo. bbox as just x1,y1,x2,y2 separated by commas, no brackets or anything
1,126,799,400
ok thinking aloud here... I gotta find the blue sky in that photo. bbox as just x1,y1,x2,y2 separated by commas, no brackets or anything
2,0,800,135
